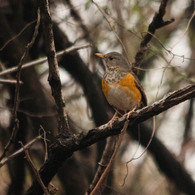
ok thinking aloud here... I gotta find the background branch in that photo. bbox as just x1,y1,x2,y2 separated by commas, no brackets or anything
0,79,23,85
0,44,91,77
20,142,49,195
0,135,42,168
0,8,40,161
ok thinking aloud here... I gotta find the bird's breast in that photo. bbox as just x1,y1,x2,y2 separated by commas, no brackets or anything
102,73,142,111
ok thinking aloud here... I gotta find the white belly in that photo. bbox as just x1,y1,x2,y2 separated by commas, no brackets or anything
106,84,139,111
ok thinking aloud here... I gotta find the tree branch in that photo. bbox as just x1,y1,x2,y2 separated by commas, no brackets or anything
0,44,91,77
0,79,23,85
20,142,49,195
39,0,70,135
26,83,195,194
133,0,174,69
0,135,42,168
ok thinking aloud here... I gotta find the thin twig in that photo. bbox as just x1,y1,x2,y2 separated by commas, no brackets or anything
0,135,42,168
88,136,117,193
40,126,48,163
121,116,156,186
0,20,36,51
141,31,195,61
92,0,130,65
20,141,50,195
171,10,195,49
0,79,23,85
111,19,195,62
0,44,91,77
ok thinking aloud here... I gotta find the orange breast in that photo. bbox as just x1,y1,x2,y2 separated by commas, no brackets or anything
102,73,142,111
102,79,110,98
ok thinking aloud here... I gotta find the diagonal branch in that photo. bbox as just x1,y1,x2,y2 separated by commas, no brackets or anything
0,135,42,168
26,83,195,195
133,0,174,69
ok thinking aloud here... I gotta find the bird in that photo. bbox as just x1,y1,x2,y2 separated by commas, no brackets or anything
95,52,147,123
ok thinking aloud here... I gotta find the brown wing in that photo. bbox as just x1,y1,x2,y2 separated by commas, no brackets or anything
133,73,147,107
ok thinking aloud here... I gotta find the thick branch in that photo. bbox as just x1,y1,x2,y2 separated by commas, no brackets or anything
39,0,70,135
26,83,195,194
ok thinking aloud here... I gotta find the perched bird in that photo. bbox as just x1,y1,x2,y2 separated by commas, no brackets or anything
95,52,147,121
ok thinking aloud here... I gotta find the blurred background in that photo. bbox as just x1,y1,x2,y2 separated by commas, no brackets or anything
0,0,194,194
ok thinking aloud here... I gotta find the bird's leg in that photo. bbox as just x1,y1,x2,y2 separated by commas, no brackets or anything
123,106,136,119
107,109,119,128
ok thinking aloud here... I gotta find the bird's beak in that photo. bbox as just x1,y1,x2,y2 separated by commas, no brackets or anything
95,53,105,59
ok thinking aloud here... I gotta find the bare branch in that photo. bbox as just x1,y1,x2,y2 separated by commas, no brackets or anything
171,10,195,48
0,79,23,85
0,20,36,51
0,135,42,168
20,142,50,195
0,44,91,77
88,136,117,194
133,0,174,69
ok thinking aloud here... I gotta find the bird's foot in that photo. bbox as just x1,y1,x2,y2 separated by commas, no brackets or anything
123,107,136,119
106,110,118,128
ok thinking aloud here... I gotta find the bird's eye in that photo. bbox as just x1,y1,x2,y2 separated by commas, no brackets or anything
109,56,113,60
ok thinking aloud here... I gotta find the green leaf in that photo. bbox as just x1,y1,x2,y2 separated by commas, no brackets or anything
85,0,91,10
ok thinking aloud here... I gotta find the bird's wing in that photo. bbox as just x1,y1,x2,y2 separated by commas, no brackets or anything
133,73,147,107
